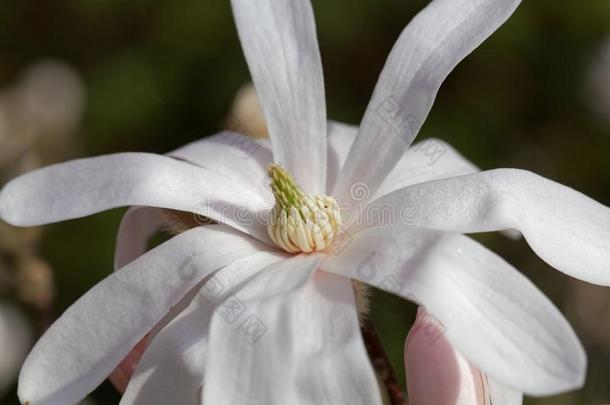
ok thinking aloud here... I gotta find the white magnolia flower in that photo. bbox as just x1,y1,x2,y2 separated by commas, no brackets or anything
1,0,609,404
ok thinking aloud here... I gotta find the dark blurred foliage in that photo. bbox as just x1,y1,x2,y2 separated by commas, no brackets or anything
1,0,609,404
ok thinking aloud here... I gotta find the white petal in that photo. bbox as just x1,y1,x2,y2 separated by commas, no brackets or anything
231,0,327,193
374,137,478,199
114,207,202,342
202,254,382,405
120,251,285,405
368,169,610,285
18,225,268,405
325,123,479,197
0,152,271,243
168,131,273,202
114,207,166,269
488,377,523,405
322,226,586,395
334,0,521,208
113,207,201,375
326,121,357,194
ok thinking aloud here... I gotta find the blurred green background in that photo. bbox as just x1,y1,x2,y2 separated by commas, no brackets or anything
1,0,609,404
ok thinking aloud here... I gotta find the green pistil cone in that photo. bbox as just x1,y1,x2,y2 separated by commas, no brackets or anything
268,164,304,210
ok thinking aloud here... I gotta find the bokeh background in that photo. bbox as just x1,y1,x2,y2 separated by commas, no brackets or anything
1,0,609,404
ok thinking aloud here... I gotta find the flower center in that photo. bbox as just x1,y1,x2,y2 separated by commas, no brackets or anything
267,164,341,253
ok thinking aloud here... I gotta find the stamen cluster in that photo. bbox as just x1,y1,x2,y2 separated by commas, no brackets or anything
267,164,341,253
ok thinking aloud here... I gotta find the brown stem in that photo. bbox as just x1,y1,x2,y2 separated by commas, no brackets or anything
361,323,408,405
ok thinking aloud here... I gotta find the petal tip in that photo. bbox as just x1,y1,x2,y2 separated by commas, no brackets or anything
0,181,25,226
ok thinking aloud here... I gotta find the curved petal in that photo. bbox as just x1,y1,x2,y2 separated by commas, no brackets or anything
202,254,382,405
322,226,586,395
108,280,209,395
18,225,269,405
405,308,488,405
326,122,479,198
333,0,521,209
120,251,285,405
231,0,327,193
168,131,273,202
374,138,478,199
367,169,610,285
114,207,167,270
110,207,195,395
114,206,207,340
0,152,272,243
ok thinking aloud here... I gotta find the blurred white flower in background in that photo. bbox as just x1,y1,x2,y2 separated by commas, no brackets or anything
0,60,84,397
0,60,84,179
567,280,610,356
225,83,268,138
0,303,32,395
586,37,610,128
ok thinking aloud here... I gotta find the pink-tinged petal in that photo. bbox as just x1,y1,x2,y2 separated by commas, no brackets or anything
18,225,268,405
365,169,610,285
334,0,521,211
231,0,327,193
0,152,272,243
405,308,489,405
405,310,523,404
109,336,148,394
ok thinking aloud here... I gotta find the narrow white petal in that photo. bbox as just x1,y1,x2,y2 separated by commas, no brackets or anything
334,0,521,209
326,121,357,194
114,207,166,269
18,225,268,405
488,377,523,405
322,226,586,395
120,251,285,405
231,0,327,193
0,152,271,243
114,207,199,345
326,123,479,197
374,137,478,199
168,131,273,202
202,254,382,405
113,207,223,341
368,169,610,285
